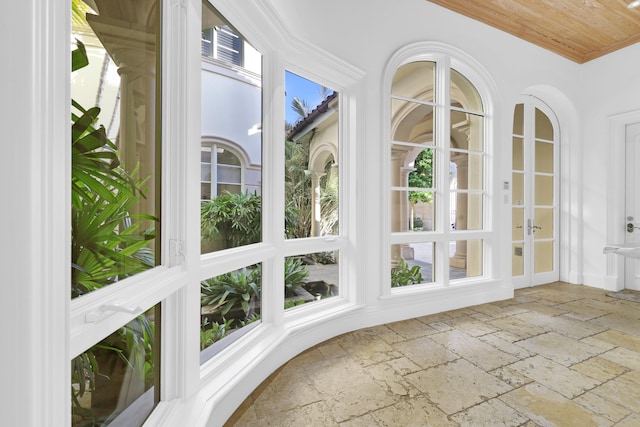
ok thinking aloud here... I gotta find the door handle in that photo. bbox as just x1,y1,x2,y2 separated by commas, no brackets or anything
628,223,638,233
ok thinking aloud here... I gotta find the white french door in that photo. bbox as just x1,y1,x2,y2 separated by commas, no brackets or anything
512,97,560,288
624,122,640,290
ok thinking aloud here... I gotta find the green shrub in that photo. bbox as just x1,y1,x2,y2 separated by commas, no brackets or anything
391,258,423,287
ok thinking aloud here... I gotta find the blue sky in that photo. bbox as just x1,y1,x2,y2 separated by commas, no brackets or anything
285,71,331,125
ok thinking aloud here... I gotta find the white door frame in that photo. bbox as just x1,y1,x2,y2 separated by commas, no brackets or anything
606,110,640,291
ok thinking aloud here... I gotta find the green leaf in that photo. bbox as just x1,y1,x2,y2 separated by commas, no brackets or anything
72,39,89,72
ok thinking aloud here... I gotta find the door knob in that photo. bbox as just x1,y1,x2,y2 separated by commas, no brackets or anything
628,223,636,233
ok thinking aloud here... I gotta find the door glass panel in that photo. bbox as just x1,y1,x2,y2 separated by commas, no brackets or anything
534,208,553,239
392,61,435,103
72,306,159,426
513,137,524,171
451,69,483,112
535,175,554,205
513,207,524,240
284,252,339,309
391,99,434,143
513,103,524,135
535,141,553,173
535,107,554,140
450,239,483,280
512,243,524,276
285,72,339,239
534,241,553,273
391,243,435,287
512,172,524,206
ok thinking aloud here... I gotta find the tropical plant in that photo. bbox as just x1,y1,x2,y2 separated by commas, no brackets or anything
201,191,261,249
201,266,261,316
284,257,310,297
284,136,313,238
320,171,339,236
200,318,235,350
391,258,423,287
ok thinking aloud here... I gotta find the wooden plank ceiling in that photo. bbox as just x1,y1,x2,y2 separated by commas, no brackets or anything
428,0,640,63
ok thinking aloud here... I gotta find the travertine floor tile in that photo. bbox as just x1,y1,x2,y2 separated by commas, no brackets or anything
405,359,511,415
591,370,640,411
499,383,610,427
370,397,456,427
574,391,631,423
227,283,640,427
451,398,528,427
310,357,396,422
394,336,458,369
508,355,600,398
571,356,628,382
429,330,518,371
515,332,602,366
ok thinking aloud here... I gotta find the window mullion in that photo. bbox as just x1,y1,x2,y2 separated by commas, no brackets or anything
435,57,451,285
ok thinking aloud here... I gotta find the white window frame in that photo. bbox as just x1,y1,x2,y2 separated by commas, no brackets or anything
200,141,245,200
382,42,498,298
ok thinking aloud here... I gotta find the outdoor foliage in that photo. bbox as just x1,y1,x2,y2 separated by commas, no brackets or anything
201,266,261,317
408,148,434,205
201,191,261,249
284,257,310,298
391,258,423,287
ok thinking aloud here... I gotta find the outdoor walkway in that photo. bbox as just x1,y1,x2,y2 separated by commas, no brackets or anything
226,282,640,426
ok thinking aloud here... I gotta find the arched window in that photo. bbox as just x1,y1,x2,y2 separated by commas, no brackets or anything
388,46,491,290
201,143,243,200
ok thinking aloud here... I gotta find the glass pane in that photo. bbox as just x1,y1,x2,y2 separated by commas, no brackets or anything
451,69,483,112
201,4,262,254
512,243,524,276
408,147,434,188
512,172,524,206
391,190,435,232
535,108,553,140
450,152,483,190
72,307,158,426
512,137,524,171
201,183,211,200
217,183,242,195
534,241,553,273
513,104,524,135
217,165,241,183
218,148,241,166
201,163,211,181
391,99,434,144
285,252,339,309
285,71,339,239
534,208,553,239
451,193,483,231
71,0,160,298
200,264,262,363
201,148,211,163
535,175,554,206
512,207,524,240
451,111,483,151
450,240,483,279
535,141,553,174
391,243,434,287
391,61,435,102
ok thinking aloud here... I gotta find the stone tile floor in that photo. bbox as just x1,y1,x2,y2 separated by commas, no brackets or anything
226,282,640,426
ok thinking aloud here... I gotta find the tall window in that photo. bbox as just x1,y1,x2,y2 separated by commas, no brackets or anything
199,2,263,361
70,0,161,423
389,57,487,289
